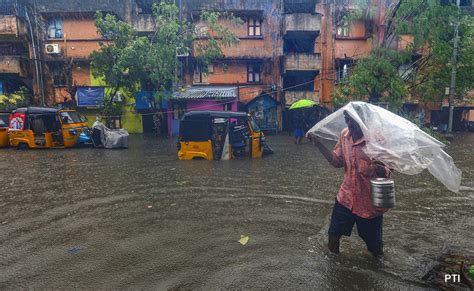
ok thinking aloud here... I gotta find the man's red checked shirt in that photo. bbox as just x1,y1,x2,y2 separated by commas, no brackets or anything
332,128,390,219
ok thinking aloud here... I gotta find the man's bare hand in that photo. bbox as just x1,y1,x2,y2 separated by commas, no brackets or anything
306,132,322,146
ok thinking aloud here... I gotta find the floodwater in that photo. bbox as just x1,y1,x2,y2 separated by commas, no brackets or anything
0,134,473,289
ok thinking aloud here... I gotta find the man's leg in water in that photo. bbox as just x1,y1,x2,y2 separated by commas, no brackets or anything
328,200,355,254
356,214,384,259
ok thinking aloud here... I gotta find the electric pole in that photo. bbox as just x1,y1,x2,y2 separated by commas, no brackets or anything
447,0,461,136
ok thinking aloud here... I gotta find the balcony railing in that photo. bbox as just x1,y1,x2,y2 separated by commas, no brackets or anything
0,56,22,75
285,91,319,105
0,0,27,36
132,14,155,33
284,13,321,34
284,53,321,71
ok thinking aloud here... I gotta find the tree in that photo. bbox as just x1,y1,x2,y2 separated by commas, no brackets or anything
333,0,474,111
90,1,242,115
332,48,409,111
90,12,143,115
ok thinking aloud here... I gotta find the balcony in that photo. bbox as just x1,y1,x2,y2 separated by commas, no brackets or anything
132,14,155,33
284,53,321,72
284,13,321,34
0,56,22,75
285,91,319,105
0,15,26,36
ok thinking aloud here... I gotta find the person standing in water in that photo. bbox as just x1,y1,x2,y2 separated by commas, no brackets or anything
308,111,391,261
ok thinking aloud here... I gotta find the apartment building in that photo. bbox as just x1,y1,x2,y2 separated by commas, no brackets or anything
167,0,284,135
2,0,472,133
0,0,32,98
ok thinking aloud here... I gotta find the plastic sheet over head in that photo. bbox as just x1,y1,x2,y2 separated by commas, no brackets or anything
307,102,462,193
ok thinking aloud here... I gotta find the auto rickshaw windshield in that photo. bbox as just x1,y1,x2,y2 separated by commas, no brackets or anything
0,115,8,127
60,111,87,124
250,117,261,132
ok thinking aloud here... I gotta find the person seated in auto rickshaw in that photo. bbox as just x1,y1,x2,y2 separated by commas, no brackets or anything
230,120,250,157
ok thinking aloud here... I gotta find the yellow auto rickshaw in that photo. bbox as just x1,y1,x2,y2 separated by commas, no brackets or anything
0,110,10,148
178,111,272,160
9,107,90,149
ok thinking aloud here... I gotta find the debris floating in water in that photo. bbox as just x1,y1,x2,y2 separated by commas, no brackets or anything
67,247,83,254
239,235,249,245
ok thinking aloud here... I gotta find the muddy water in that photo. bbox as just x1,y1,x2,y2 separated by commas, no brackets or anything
0,134,473,289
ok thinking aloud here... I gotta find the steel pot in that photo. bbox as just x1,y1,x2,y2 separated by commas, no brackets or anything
370,178,395,208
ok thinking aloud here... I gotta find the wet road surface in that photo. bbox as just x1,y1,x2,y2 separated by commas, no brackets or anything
0,134,473,289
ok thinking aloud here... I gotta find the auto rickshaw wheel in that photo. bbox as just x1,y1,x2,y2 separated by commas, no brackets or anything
17,143,29,150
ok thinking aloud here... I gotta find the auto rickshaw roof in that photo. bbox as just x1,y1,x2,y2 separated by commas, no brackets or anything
13,107,60,114
182,111,249,120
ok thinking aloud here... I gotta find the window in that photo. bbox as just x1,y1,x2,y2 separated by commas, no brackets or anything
193,64,213,84
248,18,262,36
337,63,351,82
59,111,87,124
48,18,63,39
247,63,261,83
336,20,349,37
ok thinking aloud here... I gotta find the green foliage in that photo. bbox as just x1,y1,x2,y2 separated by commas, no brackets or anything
102,102,123,117
335,0,474,111
333,49,408,111
393,0,474,103
0,87,31,110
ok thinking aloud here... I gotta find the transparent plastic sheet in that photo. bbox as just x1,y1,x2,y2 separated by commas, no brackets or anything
306,102,462,192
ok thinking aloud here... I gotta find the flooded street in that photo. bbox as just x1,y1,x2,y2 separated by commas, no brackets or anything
0,134,473,289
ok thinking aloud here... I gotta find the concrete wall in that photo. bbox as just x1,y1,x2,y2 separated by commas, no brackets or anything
0,56,21,74
30,0,132,22
89,69,143,134
284,53,321,71
132,14,155,33
284,13,322,33
0,15,25,35
192,1,283,61
188,0,283,105
334,20,373,59
198,62,274,86
285,91,319,104
45,17,102,58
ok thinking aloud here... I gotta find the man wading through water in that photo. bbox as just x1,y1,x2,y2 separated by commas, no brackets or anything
308,111,391,261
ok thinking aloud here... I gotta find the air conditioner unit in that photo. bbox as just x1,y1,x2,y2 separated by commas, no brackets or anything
45,44,60,54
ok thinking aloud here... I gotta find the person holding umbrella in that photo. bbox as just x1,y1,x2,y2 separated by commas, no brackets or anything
293,110,306,144
290,99,316,145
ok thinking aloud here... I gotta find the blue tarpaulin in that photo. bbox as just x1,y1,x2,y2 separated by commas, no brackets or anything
76,87,104,107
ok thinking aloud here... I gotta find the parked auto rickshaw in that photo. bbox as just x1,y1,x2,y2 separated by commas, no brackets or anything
178,111,272,160
0,110,10,148
9,107,90,149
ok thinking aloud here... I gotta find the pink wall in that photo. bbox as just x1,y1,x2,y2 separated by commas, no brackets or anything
167,99,238,136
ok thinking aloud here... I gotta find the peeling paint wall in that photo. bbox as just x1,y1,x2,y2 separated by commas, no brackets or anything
185,0,283,100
